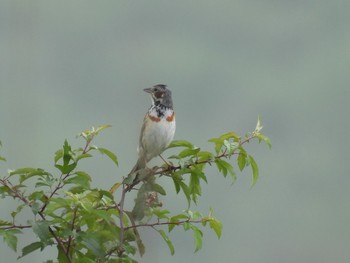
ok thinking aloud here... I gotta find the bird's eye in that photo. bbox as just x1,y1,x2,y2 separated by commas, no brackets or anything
154,91,163,98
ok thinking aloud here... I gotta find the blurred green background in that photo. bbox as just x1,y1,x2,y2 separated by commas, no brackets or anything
1,1,350,262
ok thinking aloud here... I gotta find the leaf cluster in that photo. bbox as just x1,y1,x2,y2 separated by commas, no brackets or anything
0,119,270,262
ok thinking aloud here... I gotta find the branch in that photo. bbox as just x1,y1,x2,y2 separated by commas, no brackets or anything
0,224,32,230
127,133,257,190
124,218,206,231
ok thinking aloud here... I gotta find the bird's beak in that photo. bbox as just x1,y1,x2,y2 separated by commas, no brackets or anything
143,87,153,93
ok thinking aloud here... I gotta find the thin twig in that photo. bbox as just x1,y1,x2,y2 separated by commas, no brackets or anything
124,218,206,231
0,224,32,230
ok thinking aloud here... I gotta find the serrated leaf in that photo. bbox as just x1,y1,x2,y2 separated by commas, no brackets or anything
9,168,37,177
32,220,50,243
158,229,175,255
247,155,259,187
19,241,43,258
167,140,193,149
65,172,91,189
209,218,223,238
215,159,235,181
95,147,118,166
223,140,239,155
3,229,21,252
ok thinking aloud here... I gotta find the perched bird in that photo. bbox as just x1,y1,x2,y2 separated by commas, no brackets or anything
128,84,176,189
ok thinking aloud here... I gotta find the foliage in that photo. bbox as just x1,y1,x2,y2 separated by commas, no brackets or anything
0,119,270,262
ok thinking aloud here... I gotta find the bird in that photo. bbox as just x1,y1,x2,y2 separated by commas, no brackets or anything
127,84,176,190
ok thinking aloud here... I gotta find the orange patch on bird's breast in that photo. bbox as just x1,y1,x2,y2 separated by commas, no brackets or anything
166,112,175,122
148,115,161,122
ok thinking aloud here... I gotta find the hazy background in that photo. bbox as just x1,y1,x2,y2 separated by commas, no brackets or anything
1,1,350,262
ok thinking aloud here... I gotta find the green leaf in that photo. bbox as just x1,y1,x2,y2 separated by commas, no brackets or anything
9,167,37,177
152,183,166,195
215,159,235,181
81,234,105,257
158,229,175,255
170,148,200,159
237,152,246,171
153,209,170,219
57,244,70,263
255,116,263,132
65,172,91,189
0,156,6,162
209,218,223,238
219,131,241,141
223,140,239,155
95,124,112,134
11,204,26,220
55,162,77,174
54,140,77,174
19,241,43,258
191,225,203,252
19,169,51,183
28,191,45,201
0,220,12,226
196,151,213,162
167,140,193,149
169,214,189,232
0,185,11,196
54,149,63,164
3,229,21,252
209,132,241,154
247,155,259,187
63,139,73,166
95,147,118,166
75,153,93,162
208,138,223,154
32,220,50,243
256,133,272,149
